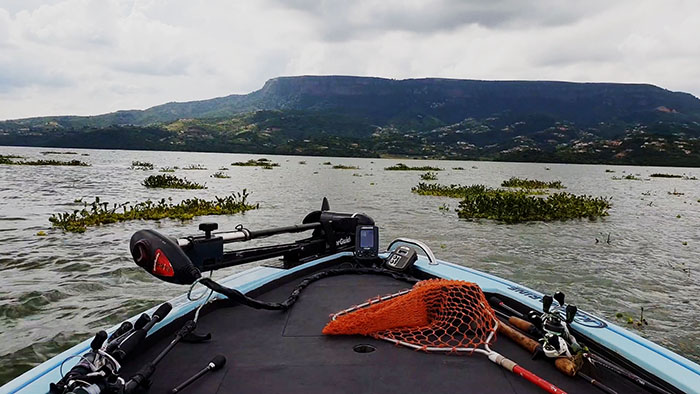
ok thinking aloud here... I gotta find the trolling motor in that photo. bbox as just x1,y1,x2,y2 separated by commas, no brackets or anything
130,198,375,285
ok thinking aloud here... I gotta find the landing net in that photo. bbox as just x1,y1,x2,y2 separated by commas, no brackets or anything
323,279,498,353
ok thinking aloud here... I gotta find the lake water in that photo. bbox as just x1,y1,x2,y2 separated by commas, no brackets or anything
0,146,699,384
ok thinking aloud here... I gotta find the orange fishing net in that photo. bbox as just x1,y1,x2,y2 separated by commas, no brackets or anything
323,279,497,352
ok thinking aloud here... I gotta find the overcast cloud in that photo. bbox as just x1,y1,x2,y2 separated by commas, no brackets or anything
0,0,698,120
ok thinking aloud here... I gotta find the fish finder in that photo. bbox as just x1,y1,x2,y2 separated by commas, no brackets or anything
355,225,379,260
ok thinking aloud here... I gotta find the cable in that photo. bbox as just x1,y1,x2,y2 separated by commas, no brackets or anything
188,271,215,323
199,266,420,311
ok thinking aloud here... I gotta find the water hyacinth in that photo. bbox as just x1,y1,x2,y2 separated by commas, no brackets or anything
412,182,610,223
231,158,280,168
385,163,443,171
0,155,89,166
420,171,438,180
332,164,359,169
649,173,682,178
182,164,207,170
457,190,611,223
142,175,206,189
501,177,564,189
211,171,231,179
49,192,258,233
130,161,154,170
411,183,490,198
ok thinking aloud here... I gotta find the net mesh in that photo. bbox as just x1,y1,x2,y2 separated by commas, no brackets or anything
323,279,497,352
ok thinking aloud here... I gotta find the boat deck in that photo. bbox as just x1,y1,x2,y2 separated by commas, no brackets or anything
122,266,653,393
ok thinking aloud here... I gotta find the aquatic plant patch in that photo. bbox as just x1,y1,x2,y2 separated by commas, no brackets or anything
211,171,231,179
130,161,154,170
41,151,78,155
159,167,176,172
501,177,564,189
49,192,258,233
0,156,89,166
332,164,359,169
385,163,443,171
411,183,490,199
231,159,280,167
142,175,206,189
457,190,610,223
649,173,683,178
183,164,207,170
420,172,438,180
412,183,610,223
612,175,642,180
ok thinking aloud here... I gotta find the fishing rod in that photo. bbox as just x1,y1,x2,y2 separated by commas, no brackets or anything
490,294,675,394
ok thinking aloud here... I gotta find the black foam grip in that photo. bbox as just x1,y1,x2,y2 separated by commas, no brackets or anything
210,355,226,370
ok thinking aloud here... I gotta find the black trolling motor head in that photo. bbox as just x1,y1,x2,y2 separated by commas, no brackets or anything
130,229,202,285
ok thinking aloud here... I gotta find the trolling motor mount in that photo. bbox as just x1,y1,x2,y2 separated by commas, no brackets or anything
130,200,376,285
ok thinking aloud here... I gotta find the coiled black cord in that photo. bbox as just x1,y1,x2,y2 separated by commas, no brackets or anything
199,266,419,311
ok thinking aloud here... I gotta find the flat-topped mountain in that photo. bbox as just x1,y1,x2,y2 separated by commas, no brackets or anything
2,76,699,166
5,75,700,128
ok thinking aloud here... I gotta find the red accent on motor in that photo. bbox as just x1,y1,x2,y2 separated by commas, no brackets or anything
153,249,175,277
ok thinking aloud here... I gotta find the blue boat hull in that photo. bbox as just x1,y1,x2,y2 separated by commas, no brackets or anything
3,252,699,394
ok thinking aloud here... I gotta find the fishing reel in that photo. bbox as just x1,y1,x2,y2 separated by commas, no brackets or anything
529,291,581,359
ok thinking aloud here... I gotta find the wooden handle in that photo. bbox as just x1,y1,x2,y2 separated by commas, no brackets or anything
509,316,537,333
497,321,578,377
498,320,540,354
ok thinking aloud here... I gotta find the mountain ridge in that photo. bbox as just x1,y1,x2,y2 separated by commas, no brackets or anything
2,76,699,167
4,75,700,127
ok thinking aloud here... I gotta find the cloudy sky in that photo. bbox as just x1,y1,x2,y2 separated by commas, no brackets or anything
1,0,698,120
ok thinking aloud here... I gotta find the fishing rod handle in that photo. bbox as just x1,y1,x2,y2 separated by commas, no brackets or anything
498,321,577,376
488,353,568,394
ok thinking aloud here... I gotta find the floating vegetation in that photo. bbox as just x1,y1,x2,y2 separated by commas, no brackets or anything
683,175,698,180
322,161,332,165
352,173,362,177
615,307,650,327
501,177,564,189
385,163,443,171
605,169,616,173
420,171,438,181
142,175,206,189
438,203,449,212
650,173,682,178
41,151,77,155
218,166,229,171
412,183,489,198
159,167,176,173
36,231,47,236
49,192,258,233
211,171,231,179
413,183,610,223
183,164,207,170
0,154,18,164
231,159,279,169
130,161,154,170
299,161,307,165
457,190,610,223
612,175,641,181
668,189,684,196
332,164,359,170
452,167,465,170
0,156,89,166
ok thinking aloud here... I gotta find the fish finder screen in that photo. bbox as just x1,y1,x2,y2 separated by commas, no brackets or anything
360,229,374,248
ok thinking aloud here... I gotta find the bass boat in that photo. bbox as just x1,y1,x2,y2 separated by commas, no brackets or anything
3,200,699,394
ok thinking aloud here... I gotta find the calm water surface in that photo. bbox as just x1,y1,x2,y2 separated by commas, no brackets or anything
0,146,699,384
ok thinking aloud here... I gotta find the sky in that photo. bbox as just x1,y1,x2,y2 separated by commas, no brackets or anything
1,0,699,120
